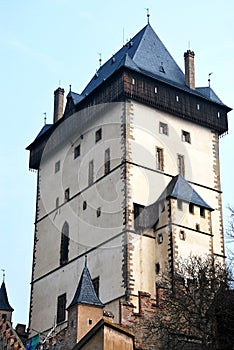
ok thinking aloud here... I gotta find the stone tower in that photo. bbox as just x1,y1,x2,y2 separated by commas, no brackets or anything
26,23,231,337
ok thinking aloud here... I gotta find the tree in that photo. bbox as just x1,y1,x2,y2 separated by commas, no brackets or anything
146,256,234,350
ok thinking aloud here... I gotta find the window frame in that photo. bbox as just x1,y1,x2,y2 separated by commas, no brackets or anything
104,148,110,175
156,147,164,171
159,122,168,135
57,293,66,324
181,130,191,143
177,154,185,176
95,128,102,143
74,144,80,159
55,160,60,173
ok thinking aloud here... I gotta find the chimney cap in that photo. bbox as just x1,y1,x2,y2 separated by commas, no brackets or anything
184,50,195,58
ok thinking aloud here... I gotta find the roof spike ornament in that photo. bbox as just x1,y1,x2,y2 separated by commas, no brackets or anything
208,72,213,88
85,254,87,267
43,112,47,125
145,8,150,24
1,269,5,282
98,52,102,68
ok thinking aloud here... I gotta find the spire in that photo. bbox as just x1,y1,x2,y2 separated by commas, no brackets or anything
67,259,104,309
0,280,14,312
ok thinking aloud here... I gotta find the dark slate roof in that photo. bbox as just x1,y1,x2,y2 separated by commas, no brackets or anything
0,282,14,312
196,87,225,105
68,264,104,309
67,91,84,104
157,174,213,210
82,24,185,96
34,124,53,140
135,175,213,231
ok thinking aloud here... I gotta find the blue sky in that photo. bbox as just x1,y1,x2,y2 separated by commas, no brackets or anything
0,0,233,326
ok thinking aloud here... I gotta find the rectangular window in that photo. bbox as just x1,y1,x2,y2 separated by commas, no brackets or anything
92,277,100,297
96,207,101,217
134,203,145,232
88,160,94,186
74,144,80,159
189,203,194,214
95,128,102,143
200,207,205,218
196,223,200,231
180,230,186,240
157,233,163,244
104,148,110,174
55,160,60,173
177,199,183,210
177,154,185,176
156,147,164,171
159,122,168,135
64,188,70,202
57,294,66,324
182,130,191,143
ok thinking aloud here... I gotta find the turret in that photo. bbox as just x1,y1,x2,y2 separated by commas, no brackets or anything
0,278,14,323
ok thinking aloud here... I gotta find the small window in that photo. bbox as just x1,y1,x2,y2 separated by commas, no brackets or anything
197,104,200,110
83,201,87,210
56,197,59,209
64,188,70,202
132,78,135,85
182,130,191,143
217,112,220,118
55,160,60,173
74,145,80,159
189,203,194,214
176,95,179,102
88,319,92,325
177,199,183,210
177,154,185,176
155,263,160,274
159,122,168,135
156,147,164,171
180,230,186,240
60,222,69,265
95,128,102,143
97,207,101,217
134,203,145,232
88,160,94,186
196,223,200,231
104,148,110,175
57,293,66,324
154,87,158,93
200,207,205,218
157,233,163,244
92,277,100,297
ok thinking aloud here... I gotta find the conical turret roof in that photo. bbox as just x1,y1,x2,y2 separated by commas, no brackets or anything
68,261,104,309
0,281,14,312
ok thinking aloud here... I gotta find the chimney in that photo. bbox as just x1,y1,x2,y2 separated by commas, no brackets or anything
53,87,65,123
184,50,195,90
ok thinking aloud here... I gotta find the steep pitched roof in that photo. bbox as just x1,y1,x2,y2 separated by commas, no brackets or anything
196,87,225,105
82,24,185,96
0,282,14,312
136,175,213,231
157,174,213,210
68,263,104,309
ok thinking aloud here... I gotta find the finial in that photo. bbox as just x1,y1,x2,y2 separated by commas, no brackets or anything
85,255,87,267
145,8,150,24
43,112,47,125
208,72,213,88
98,53,102,68
1,269,5,282
69,84,72,92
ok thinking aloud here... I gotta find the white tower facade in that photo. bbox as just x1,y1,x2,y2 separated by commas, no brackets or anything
27,24,231,335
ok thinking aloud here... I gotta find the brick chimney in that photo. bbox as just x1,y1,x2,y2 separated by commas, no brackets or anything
184,50,195,90
53,87,65,123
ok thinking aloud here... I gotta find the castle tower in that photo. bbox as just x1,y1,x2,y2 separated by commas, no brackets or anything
0,279,14,323
66,258,104,347
26,23,231,336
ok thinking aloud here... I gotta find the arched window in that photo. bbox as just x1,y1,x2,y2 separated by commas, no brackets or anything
60,222,69,265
